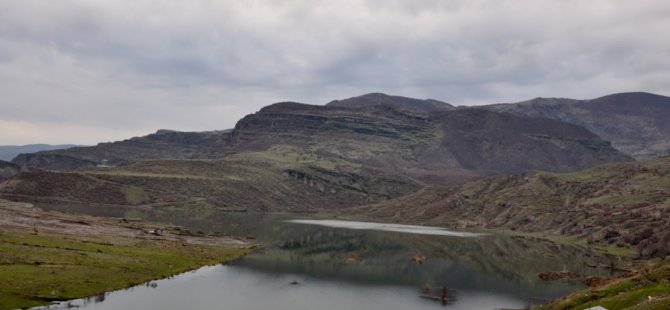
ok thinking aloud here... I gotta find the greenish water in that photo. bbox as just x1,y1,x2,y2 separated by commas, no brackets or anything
34,203,617,309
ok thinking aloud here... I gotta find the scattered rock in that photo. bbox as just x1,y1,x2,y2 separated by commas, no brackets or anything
410,254,427,264
344,252,361,262
585,277,608,287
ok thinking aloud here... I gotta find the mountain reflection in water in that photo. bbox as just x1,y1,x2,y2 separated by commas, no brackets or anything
33,204,618,309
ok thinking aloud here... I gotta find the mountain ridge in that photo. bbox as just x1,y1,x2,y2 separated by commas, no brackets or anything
326,92,454,112
12,130,230,170
10,93,633,187
482,92,670,159
227,103,629,184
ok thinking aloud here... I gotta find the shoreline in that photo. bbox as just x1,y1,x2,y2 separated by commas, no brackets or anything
30,264,233,310
0,200,254,310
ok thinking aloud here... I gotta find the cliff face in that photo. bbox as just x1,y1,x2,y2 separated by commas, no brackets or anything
228,103,630,185
483,92,670,160
230,102,433,152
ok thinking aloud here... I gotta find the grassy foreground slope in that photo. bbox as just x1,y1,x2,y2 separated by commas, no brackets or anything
537,260,670,310
0,200,250,310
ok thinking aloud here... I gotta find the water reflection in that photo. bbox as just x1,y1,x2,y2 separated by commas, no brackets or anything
286,219,486,237
32,203,617,309
38,265,534,310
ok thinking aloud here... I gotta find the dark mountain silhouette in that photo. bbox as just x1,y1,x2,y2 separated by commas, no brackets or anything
326,93,453,112
483,92,670,159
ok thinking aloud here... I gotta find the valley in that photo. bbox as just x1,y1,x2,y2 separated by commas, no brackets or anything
1,92,669,310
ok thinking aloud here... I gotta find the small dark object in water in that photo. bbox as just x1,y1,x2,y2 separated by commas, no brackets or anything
419,288,457,305
441,286,449,305
422,283,432,294
290,280,300,285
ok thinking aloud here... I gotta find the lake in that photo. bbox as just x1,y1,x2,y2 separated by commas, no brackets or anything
33,204,616,309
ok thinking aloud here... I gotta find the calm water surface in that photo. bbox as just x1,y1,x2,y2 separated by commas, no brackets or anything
34,203,617,310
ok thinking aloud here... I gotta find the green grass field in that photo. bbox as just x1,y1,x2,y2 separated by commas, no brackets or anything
537,260,670,310
0,228,249,310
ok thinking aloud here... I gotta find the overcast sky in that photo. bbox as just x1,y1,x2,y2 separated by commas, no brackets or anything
1,0,669,145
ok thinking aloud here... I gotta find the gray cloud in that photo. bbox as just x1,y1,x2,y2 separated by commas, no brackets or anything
1,0,669,144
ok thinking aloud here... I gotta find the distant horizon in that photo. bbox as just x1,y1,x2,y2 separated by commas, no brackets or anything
2,90,669,146
0,143,84,147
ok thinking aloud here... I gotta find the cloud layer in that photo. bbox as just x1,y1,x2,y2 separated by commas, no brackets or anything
1,0,669,144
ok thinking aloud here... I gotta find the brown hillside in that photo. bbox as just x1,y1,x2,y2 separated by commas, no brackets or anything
484,92,670,159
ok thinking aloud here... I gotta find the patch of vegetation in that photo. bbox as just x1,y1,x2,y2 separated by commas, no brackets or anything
121,186,149,205
589,243,636,257
537,260,670,310
0,229,249,310
227,146,361,171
